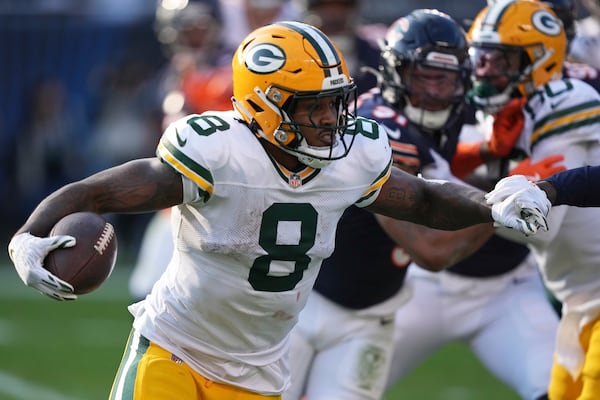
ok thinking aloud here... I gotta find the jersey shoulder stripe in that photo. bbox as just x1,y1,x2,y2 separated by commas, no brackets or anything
531,100,600,149
356,159,392,206
528,79,600,150
155,112,242,202
157,138,215,198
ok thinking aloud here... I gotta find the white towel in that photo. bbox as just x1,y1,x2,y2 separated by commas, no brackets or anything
555,295,600,379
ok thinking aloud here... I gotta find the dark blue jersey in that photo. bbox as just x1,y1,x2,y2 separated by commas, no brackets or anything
545,165,600,207
314,90,529,309
314,206,411,309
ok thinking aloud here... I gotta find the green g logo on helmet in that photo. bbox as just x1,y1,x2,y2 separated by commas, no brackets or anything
532,10,562,36
244,43,286,74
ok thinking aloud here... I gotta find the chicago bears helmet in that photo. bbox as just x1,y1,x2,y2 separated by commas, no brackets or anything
469,0,566,113
379,9,471,131
232,21,357,168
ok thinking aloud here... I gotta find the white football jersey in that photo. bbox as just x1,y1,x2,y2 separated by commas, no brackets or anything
513,78,600,303
129,110,392,394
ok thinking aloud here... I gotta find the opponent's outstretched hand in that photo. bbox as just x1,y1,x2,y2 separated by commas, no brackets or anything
486,175,551,235
8,232,78,301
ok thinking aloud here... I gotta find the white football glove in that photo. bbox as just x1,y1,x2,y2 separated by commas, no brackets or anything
8,232,78,301
489,188,550,236
485,175,533,204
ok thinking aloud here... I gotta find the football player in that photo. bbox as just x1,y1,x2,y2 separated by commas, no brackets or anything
454,0,600,180
284,9,559,400
6,21,543,400
379,6,563,399
468,0,600,398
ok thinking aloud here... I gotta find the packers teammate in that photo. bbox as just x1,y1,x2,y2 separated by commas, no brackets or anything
7,21,544,400
470,1,600,398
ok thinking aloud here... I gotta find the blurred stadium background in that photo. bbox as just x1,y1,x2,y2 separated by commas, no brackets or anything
1,0,590,399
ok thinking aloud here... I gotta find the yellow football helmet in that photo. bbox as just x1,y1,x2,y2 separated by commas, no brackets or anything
231,21,357,168
468,0,566,113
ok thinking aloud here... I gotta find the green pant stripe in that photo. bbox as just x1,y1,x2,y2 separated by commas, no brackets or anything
109,330,149,400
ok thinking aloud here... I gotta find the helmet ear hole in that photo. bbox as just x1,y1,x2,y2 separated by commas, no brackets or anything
281,97,295,115
247,99,263,112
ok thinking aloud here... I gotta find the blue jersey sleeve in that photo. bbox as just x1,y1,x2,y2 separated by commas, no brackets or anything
544,165,600,207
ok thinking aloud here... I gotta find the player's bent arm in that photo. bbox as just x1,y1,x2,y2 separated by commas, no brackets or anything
366,167,492,230
16,158,183,237
375,214,494,271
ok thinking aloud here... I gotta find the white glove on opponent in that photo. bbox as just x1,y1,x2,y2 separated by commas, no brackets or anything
486,175,551,235
8,232,78,301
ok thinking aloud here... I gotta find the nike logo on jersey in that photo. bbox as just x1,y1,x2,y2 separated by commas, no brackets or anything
380,316,394,326
550,98,567,109
175,129,187,147
386,127,402,140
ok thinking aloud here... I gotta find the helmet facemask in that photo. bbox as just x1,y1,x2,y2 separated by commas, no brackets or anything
381,46,470,131
468,0,566,114
401,59,469,131
468,43,555,114
271,84,358,168
377,9,471,132
468,46,526,114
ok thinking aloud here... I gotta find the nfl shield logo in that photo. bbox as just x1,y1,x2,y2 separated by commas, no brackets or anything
289,173,302,188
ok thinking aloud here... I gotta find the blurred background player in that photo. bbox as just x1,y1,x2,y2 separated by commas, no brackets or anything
467,0,600,398
554,0,600,93
298,0,382,94
219,0,303,52
153,0,230,126
371,7,560,400
128,0,232,301
570,0,600,69
284,9,559,400
461,0,600,318
129,208,173,301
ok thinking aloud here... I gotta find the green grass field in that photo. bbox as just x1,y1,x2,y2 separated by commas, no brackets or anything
0,263,520,400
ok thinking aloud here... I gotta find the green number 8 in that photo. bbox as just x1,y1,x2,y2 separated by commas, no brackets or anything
249,203,318,292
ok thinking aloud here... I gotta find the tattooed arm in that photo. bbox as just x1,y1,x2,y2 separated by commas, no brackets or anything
366,166,492,230
16,158,183,237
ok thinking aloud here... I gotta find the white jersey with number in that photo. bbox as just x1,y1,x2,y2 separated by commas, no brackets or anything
498,77,600,377
129,110,392,395
508,78,600,303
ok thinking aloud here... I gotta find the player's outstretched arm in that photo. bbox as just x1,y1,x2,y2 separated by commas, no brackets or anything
368,167,547,235
537,165,600,207
367,167,492,230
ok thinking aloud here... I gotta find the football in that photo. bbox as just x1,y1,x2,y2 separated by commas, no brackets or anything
44,212,118,294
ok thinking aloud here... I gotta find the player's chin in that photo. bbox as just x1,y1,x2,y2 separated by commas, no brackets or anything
316,131,335,146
